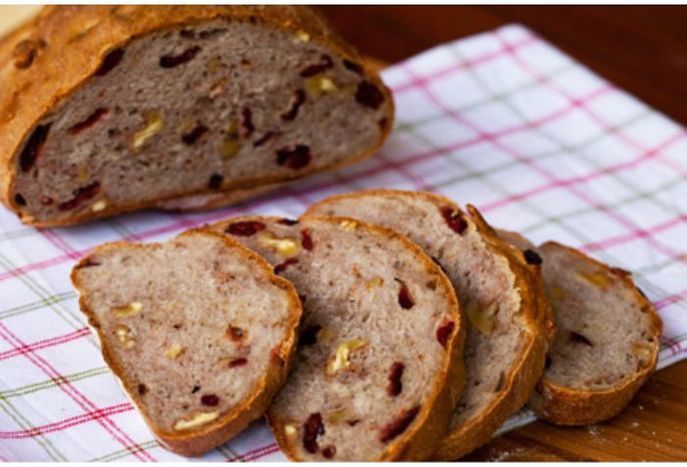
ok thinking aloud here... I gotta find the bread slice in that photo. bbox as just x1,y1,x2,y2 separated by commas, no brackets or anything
497,231,662,425
207,215,465,461
1,5,393,226
306,189,553,460
70,229,302,456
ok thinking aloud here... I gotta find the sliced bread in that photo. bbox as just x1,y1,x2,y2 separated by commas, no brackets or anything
70,229,302,456
497,231,662,425
2,5,393,226
208,215,465,461
306,189,553,460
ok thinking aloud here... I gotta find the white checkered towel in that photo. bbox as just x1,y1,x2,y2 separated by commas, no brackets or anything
1,24,685,461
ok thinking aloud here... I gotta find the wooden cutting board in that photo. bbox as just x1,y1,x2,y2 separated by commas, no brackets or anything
2,5,686,461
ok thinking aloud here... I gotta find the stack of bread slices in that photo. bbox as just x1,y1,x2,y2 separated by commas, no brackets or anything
72,188,662,460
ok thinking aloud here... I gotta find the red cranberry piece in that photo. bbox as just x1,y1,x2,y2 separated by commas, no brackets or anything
396,279,414,309
440,206,468,235
225,220,266,236
355,80,385,110
387,362,405,397
228,357,248,368
20,123,51,172
436,319,455,348
253,130,277,147
159,46,201,68
278,218,299,226
379,406,420,443
276,145,311,170
570,331,593,347
96,48,124,76
241,108,254,137
274,258,299,275
300,229,314,251
13,194,26,206
181,123,208,145
226,325,245,342
58,181,100,211
343,59,364,75
40,195,54,206
303,412,324,454
322,445,336,459
281,89,306,121
68,108,109,135
208,174,223,190
137,383,148,395
523,249,543,265
300,54,334,77
201,394,220,406
299,324,322,346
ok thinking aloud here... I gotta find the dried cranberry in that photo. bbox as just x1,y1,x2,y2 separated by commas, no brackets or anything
201,394,220,406
137,383,148,395
274,258,299,275
300,54,334,77
278,218,299,226
276,145,311,170
69,108,109,135
570,331,593,346
208,174,224,190
159,46,201,68
226,325,245,342
355,81,385,110
281,89,306,121
40,195,54,206
181,123,208,145
396,279,414,309
300,229,314,251
225,220,266,236
303,412,324,454
13,194,26,206
253,131,277,147
58,181,100,211
436,319,455,348
379,406,420,443
20,123,51,172
440,206,468,234
241,108,254,137
299,324,322,346
343,59,364,75
322,445,336,459
96,48,124,76
387,362,405,397
228,357,248,368
523,249,543,266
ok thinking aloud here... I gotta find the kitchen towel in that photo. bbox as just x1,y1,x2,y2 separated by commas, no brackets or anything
1,23,686,461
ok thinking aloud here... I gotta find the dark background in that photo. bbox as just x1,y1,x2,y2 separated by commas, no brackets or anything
317,6,687,461
318,6,687,126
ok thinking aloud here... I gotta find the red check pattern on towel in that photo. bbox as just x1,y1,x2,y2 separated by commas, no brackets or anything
1,24,686,461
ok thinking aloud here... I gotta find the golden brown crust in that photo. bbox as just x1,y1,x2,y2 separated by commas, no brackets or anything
528,241,662,426
307,189,552,460
0,6,394,226
70,229,302,457
208,214,465,461
430,204,551,460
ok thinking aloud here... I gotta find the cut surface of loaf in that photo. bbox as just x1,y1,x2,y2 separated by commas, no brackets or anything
306,190,552,460
1,6,393,226
207,215,465,461
70,230,302,456
497,231,662,425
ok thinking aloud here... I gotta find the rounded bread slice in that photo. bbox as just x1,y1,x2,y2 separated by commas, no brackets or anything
306,189,552,460
207,214,465,461
497,230,662,425
70,229,302,456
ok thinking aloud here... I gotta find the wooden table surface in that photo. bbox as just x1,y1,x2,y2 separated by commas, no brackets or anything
318,6,687,462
